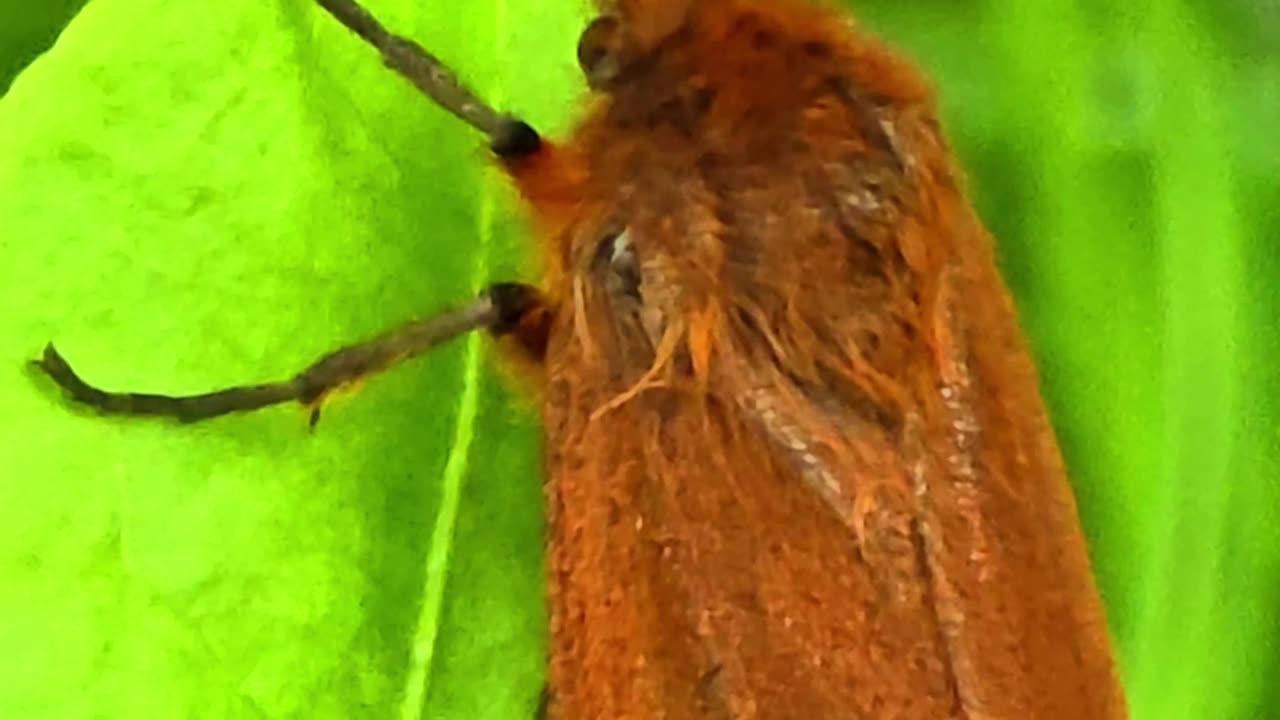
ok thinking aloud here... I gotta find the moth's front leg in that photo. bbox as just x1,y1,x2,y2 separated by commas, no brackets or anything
32,282,549,426
487,281,554,366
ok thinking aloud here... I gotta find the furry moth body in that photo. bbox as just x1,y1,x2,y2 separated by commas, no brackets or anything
34,0,1128,717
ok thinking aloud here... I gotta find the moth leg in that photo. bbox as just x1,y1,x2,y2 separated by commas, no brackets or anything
32,283,545,426
314,0,541,158
487,281,553,365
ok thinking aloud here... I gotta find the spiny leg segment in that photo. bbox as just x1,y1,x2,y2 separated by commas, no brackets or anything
315,0,541,156
32,283,545,426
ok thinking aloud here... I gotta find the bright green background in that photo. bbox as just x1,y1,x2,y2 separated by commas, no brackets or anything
0,1,1275,718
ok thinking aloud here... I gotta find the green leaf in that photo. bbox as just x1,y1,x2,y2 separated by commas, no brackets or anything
0,0,581,717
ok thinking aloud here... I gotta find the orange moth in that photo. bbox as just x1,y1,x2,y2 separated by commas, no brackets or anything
34,0,1128,717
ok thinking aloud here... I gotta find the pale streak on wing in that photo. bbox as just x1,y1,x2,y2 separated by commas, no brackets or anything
725,356,926,609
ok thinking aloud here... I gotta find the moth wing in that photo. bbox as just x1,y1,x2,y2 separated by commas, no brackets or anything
537,27,1121,718
540,367,958,718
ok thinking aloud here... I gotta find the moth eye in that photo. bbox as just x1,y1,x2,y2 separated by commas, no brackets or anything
577,15,627,90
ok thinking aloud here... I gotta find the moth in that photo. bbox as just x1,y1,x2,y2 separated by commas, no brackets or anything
33,0,1129,717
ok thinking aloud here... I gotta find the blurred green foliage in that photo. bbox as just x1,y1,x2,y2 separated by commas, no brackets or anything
1,0,1276,718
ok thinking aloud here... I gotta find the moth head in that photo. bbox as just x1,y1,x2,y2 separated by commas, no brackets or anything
579,0,696,89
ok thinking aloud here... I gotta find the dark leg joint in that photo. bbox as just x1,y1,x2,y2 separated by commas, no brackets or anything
483,282,551,363
489,118,542,158
485,282,543,334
